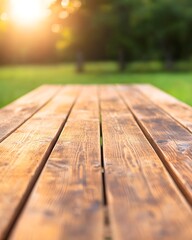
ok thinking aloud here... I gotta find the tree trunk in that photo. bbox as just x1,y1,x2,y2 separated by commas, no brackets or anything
118,49,126,72
165,52,174,71
76,51,84,73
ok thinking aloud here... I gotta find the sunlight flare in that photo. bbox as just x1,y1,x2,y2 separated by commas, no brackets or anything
9,0,54,26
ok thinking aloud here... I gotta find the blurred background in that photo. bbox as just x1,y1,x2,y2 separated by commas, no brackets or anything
0,0,192,107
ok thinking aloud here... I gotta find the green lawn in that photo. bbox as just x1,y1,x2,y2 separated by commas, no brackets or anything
0,62,192,108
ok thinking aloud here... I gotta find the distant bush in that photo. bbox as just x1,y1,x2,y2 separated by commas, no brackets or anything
127,61,163,72
126,61,192,72
175,61,192,71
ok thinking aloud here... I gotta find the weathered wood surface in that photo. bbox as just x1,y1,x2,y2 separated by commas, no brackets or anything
136,84,192,133
0,84,191,240
118,85,192,204
0,86,79,239
100,86,192,240
0,85,61,143
10,87,103,240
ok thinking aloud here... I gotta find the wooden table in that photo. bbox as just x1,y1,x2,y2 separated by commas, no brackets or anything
0,85,191,240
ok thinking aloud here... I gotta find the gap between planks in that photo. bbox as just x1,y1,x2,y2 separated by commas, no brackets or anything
98,87,112,240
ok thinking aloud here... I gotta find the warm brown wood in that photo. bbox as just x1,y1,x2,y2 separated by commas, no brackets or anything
10,87,103,240
118,85,192,205
136,84,192,133
0,85,61,143
100,86,192,240
0,86,80,240
0,84,192,240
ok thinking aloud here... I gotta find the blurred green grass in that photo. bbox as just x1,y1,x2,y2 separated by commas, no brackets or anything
0,62,192,108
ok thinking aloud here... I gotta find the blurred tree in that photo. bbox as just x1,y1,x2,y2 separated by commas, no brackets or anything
0,0,192,66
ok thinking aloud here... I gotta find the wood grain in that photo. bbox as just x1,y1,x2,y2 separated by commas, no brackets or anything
136,84,192,133
10,86,103,240
100,86,192,240
0,85,61,143
118,85,192,205
0,86,80,240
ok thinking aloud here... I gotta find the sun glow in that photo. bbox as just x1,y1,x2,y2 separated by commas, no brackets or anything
9,0,53,26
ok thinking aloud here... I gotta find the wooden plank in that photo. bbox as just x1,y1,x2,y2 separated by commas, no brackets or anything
136,84,192,133
118,85,192,205
10,87,103,240
0,85,61,143
100,86,192,240
0,86,80,240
